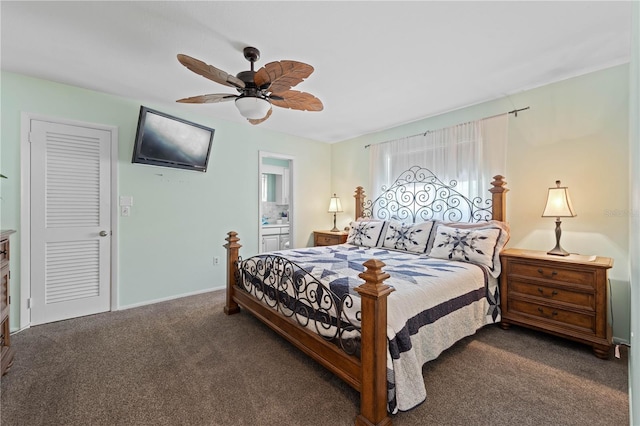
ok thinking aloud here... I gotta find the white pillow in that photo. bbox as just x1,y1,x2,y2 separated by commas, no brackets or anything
382,221,435,253
347,220,387,247
428,223,508,277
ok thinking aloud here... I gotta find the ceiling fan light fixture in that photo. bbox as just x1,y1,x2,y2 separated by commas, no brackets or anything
235,96,271,119
177,49,322,124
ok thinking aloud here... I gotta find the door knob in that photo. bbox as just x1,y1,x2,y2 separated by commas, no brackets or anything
99,231,108,237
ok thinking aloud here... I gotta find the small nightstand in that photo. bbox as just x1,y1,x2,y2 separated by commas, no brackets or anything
314,230,348,246
500,248,613,359
1,230,16,376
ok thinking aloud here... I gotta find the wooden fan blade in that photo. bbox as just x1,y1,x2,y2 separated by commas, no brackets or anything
254,61,314,93
269,90,323,111
248,107,273,125
176,94,237,104
177,54,245,89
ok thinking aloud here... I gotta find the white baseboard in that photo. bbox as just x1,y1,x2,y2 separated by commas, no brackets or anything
10,285,226,335
117,285,225,311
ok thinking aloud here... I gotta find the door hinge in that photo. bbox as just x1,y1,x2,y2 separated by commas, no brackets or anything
28,132,33,143
27,298,32,309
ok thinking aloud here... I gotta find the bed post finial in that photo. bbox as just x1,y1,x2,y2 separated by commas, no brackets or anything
354,186,366,220
489,175,509,222
224,231,242,315
355,259,394,426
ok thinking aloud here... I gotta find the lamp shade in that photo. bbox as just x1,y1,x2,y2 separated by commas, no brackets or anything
328,194,343,213
235,97,271,119
542,180,576,218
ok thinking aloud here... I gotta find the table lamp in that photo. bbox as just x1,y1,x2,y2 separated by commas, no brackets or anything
328,193,343,232
542,180,576,256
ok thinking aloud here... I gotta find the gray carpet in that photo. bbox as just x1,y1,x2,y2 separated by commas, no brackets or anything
0,289,628,426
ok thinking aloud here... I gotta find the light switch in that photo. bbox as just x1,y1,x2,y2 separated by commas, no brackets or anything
120,196,133,206
121,206,131,217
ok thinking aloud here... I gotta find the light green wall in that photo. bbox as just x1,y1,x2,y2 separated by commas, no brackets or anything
0,71,331,328
331,64,631,343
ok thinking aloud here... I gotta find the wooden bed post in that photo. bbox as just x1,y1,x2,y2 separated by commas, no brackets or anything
355,259,394,426
354,186,366,220
224,231,242,315
489,175,508,222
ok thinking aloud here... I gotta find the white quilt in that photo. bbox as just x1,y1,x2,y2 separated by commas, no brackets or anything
257,243,501,413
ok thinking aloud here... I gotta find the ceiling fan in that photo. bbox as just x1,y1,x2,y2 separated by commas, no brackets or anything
176,47,323,124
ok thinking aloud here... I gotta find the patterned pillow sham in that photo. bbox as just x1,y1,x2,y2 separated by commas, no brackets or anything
425,220,510,255
428,224,507,277
382,221,435,253
347,220,387,247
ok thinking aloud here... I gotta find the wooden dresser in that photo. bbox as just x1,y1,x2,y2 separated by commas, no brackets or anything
1,230,16,375
313,230,349,246
500,248,613,359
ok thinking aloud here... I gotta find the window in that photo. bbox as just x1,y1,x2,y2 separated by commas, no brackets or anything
369,114,508,219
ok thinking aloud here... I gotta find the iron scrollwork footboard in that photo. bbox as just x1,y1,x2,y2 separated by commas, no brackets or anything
235,254,362,356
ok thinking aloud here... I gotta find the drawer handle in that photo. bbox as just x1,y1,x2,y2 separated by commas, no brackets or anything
0,250,5,255
537,288,559,297
537,307,559,316
537,268,558,277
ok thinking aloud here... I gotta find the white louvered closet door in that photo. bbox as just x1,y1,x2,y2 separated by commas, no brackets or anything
30,119,111,325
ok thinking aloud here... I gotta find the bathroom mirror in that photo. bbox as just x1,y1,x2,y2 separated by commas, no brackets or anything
261,170,287,204
262,173,276,202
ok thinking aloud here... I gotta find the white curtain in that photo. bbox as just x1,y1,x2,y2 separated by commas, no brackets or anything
369,114,508,204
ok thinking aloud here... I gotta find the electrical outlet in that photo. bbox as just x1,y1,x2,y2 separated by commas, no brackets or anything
213,256,220,266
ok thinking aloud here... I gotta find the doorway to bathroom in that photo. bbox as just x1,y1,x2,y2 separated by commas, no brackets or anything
259,151,294,253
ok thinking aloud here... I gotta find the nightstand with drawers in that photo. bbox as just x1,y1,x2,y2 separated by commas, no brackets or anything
499,248,613,359
1,230,16,375
313,230,349,246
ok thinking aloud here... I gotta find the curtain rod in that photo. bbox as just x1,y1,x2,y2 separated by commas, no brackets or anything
364,106,530,148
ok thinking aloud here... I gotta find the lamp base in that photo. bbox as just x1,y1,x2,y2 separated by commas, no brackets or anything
547,218,570,256
330,212,339,233
547,245,570,256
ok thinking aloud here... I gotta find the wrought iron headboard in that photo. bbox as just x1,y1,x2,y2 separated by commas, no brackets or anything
358,166,502,224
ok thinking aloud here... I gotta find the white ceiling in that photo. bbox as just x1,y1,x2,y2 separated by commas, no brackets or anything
0,1,632,143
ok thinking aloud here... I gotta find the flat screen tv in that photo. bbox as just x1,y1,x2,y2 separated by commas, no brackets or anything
132,106,215,172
